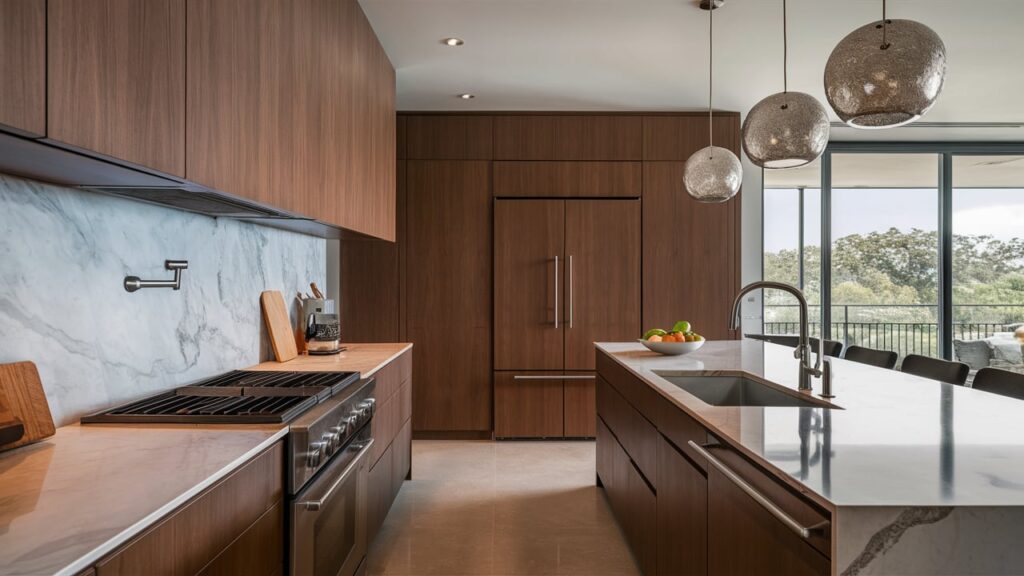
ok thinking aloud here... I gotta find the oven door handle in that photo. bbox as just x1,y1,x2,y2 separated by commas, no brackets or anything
299,438,374,512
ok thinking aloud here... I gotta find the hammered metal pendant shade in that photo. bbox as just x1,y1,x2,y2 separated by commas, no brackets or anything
824,19,946,128
742,91,830,169
684,146,742,203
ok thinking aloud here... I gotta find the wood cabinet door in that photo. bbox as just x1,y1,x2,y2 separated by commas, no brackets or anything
564,199,641,370
563,374,595,438
643,162,739,341
494,199,565,370
657,435,708,576
494,372,564,438
406,161,491,432
0,0,45,137
48,0,185,176
707,464,830,576
493,115,642,160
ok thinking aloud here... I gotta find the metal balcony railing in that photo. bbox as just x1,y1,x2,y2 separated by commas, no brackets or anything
763,304,1024,359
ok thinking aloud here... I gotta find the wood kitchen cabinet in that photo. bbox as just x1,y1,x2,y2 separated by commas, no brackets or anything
48,0,186,176
657,435,708,576
492,161,642,198
494,199,640,371
95,441,284,576
406,161,492,434
494,372,564,438
187,0,395,239
493,115,642,160
641,114,741,341
0,0,45,137
597,349,832,576
367,348,412,541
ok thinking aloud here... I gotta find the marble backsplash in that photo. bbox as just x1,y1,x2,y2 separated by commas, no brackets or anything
0,174,325,426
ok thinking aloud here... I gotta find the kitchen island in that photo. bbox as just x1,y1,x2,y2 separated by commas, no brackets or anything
596,340,1024,575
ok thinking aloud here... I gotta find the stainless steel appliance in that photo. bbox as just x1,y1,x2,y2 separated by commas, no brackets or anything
81,369,377,576
288,380,375,576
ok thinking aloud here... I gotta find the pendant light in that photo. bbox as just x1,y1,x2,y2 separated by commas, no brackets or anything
685,0,742,203
824,0,946,129
741,0,829,169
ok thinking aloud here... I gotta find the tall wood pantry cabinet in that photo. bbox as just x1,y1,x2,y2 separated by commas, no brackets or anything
493,198,640,438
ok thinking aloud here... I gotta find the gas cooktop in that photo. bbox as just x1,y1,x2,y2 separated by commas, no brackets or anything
81,370,360,424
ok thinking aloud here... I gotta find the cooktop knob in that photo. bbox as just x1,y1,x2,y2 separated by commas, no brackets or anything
307,441,326,468
321,433,336,455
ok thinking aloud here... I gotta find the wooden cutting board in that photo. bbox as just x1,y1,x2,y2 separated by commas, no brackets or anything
0,361,55,452
261,290,298,362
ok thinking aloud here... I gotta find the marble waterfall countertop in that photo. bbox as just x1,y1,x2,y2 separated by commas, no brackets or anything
0,423,287,576
0,342,411,575
597,340,1024,508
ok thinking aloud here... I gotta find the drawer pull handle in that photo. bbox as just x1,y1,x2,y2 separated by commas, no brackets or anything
512,375,596,380
687,441,829,540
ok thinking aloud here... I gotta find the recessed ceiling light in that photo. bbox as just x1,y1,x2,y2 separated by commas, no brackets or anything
458,93,475,100
442,37,464,47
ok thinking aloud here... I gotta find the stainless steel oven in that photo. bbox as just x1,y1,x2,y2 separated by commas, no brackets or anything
288,379,376,576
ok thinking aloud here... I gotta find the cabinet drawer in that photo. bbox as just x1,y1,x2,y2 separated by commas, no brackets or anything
702,441,831,561
374,352,406,405
598,416,656,576
198,502,283,576
492,161,641,198
370,386,403,466
655,395,710,473
98,442,283,576
494,372,564,438
596,376,657,486
563,375,596,438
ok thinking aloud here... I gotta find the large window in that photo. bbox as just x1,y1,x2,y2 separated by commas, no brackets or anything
763,145,1024,366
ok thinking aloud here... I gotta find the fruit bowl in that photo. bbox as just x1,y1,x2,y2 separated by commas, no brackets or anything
637,338,705,356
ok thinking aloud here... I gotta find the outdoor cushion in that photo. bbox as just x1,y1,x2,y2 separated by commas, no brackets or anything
954,339,993,371
991,341,1024,365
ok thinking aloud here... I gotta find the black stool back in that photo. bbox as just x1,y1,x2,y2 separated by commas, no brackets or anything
843,346,898,369
901,354,970,385
972,367,1024,400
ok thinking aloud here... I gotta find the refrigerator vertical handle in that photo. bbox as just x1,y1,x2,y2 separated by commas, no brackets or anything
554,255,559,329
568,255,574,329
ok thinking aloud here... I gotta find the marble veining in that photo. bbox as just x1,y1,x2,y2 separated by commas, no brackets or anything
0,174,325,425
839,507,954,575
597,341,1024,506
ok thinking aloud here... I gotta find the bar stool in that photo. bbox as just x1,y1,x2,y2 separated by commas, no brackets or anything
901,354,970,385
843,345,898,369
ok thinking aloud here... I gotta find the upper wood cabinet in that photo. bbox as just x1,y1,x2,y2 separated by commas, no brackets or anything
406,115,493,160
642,114,741,161
187,0,395,239
494,115,642,161
492,161,641,198
48,0,186,176
0,0,45,137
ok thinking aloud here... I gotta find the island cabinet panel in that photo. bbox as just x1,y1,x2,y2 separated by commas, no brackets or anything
493,115,642,161
657,435,708,576
406,161,492,433
48,0,186,176
492,161,642,198
96,441,284,576
642,160,739,341
596,418,657,575
187,0,395,239
596,375,657,487
0,0,45,137
406,115,493,159
367,350,413,541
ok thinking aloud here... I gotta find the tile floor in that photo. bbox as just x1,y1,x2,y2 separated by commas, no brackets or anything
366,440,641,576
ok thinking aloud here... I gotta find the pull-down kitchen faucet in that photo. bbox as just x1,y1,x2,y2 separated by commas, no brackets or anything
730,281,831,396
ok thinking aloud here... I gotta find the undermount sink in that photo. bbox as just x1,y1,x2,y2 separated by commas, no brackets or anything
653,373,835,409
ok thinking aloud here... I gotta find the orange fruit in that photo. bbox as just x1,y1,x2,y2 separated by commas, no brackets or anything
648,334,663,342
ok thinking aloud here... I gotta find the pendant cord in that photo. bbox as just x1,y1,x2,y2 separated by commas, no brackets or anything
708,1,713,151
881,0,889,48
783,0,788,94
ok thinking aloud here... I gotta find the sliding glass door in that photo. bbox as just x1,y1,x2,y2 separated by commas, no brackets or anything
763,144,1024,364
830,153,940,358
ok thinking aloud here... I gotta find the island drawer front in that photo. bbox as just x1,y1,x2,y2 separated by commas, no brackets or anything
596,351,665,425
597,375,657,487
655,395,711,473
702,439,832,560
596,417,657,575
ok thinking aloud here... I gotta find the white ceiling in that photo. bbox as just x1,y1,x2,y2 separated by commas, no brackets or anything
360,0,1024,142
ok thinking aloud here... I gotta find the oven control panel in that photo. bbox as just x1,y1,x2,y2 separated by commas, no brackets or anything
288,378,375,494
